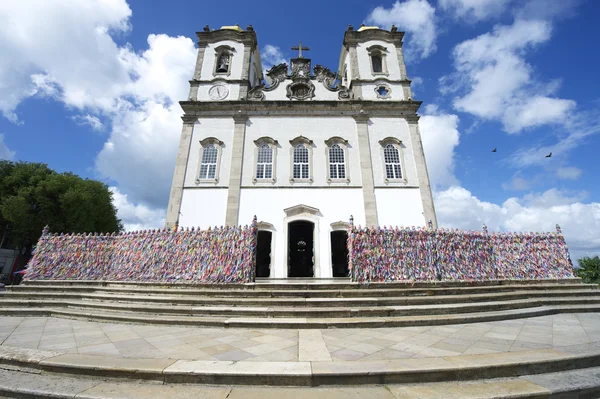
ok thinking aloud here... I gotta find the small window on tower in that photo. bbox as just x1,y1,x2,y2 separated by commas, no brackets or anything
372,54,383,73
367,45,388,76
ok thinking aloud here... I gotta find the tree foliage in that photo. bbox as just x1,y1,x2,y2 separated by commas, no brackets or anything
0,160,123,250
575,256,600,284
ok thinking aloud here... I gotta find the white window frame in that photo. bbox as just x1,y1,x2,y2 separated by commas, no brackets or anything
289,136,313,183
367,45,389,77
213,45,235,77
195,137,223,184
379,137,407,184
324,137,350,183
253,137,278,184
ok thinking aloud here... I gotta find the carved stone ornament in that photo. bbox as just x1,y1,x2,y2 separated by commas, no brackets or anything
247,63,288,101
265,63,288,90
286,81,315,100
291,58,311,79
314,65,337,91
338,88,353,100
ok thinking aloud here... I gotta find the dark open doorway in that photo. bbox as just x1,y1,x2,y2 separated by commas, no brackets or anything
288,221,314,277
256,231,272,278
331,231,349,277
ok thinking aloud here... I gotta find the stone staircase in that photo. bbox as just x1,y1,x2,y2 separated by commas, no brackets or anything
1,278,599,328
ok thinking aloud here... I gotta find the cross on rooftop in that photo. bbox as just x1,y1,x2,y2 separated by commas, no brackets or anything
291,42,310,58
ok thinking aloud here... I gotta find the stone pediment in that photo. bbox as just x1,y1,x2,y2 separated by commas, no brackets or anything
284,204,320,217
330,221,350,230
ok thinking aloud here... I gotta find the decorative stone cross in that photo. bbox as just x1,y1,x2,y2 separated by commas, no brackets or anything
291,42,310,58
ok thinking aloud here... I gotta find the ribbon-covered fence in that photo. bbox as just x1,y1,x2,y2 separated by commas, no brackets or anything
24,218,258,283
348,223,573,282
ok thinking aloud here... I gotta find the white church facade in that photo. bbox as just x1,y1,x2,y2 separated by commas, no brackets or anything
166,24,437,279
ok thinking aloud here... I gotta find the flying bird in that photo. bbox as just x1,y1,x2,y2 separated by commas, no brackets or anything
492,148,497,152
545,152,552,158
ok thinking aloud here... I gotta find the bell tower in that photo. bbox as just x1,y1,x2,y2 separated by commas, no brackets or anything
187,24,263,102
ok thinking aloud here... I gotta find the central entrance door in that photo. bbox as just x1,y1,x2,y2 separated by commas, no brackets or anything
288,221,314,277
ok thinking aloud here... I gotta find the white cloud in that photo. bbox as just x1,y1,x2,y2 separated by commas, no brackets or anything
503,96,576,133
95,33,196,208
261,45,287,70
502,174,533,191
439,0,512,21
556,166,583,180
0,1,196,210
435,186,600,260
444,18,576,134
366,0,437,59
0,0,133,121
0,134,15,160
72,114,105,131
110,187,165,231
419,108,460,187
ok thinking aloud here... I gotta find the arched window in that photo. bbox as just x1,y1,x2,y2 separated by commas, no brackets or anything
293,144,309,179
328,144,346,179
199,145,218,179
325,137,350,182
372,55,383,73
256,144,273,179
367,45,388,76
196,137,223,184
253,137,278,183
383,144,402,179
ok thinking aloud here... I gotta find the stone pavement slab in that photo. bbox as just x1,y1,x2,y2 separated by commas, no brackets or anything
1,313,600,365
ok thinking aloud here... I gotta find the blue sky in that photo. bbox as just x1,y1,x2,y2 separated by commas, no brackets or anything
0,0,599,260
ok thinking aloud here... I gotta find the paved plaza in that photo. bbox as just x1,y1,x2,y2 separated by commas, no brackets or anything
1,313,599,363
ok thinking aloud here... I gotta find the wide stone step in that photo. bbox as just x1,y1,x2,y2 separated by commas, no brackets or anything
2,288,599,308
2,366,600,398
1,303,600,328
19,277,584,291
8,282,597,298
2,296,600,319
2,341,600,387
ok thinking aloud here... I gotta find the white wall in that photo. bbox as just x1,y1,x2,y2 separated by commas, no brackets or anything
242,117,363,187
375,188,426,227
356,40,402,80
367,117,419,187
360,82,405,101
185,118,234,188
238,188,364,278
259,78,340,101
180,189,229,229
200,40,246,81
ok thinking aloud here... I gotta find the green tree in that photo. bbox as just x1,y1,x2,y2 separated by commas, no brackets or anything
0,161,123,254
575,256,600,284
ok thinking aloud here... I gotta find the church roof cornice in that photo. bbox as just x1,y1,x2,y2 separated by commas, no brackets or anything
195,29,257,48
343,26,405,48
179,100,422,118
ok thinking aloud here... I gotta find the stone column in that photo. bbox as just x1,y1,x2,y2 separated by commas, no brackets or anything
187,45,207,101
407,117,438,228
165,116,197,229
354,115,378,227
192,46,206,80
225,114,248,226
348,46,363,99
238,45,253,100
395,45,408,80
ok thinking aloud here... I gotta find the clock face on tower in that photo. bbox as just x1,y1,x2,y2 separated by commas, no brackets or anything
208,84,229,100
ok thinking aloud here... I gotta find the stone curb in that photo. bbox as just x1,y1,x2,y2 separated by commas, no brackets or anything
1,344,600,386
21,278,583,289
1,304,600,329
